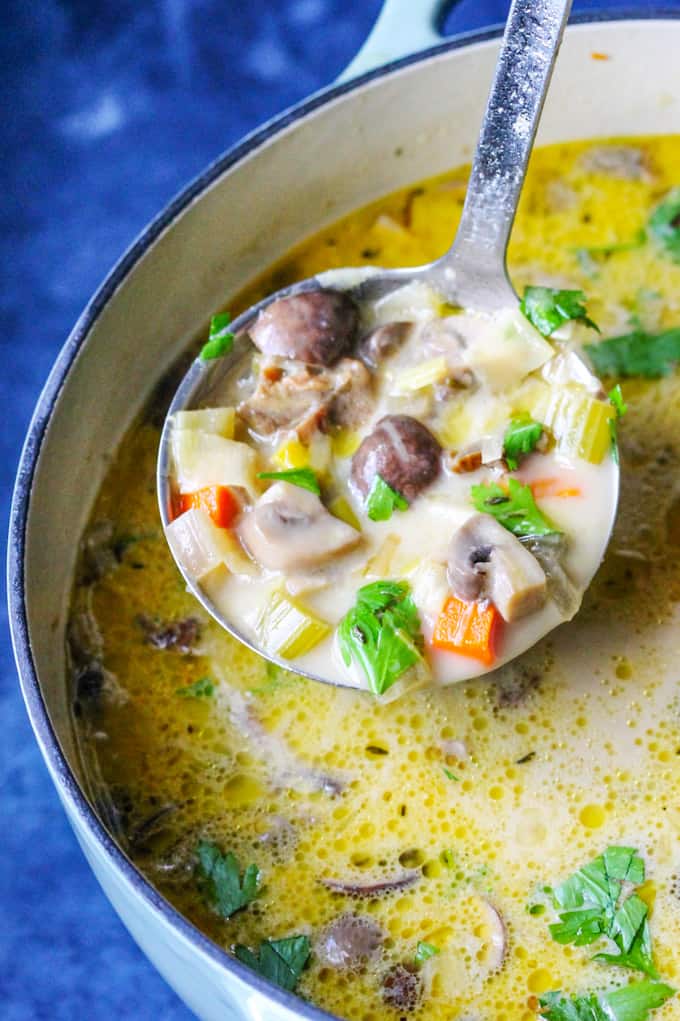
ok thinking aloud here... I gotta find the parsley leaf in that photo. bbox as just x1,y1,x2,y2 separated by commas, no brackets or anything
471,478,559,538
539,981,674,1021
366,474,408,522
257,467,321,495
200,313,235,360
647,187,680,262
442,767,459,782
414,941,440,964
547,847,657,977
584,328,680,379
520,286,600,337
337,580,424,696
503,414,543,470
234,935,310,992
195,840,260,919
176,676,214,698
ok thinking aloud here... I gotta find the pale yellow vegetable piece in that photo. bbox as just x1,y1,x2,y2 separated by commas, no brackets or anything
328,496,361,531
331,429,361,459
256,592,330,659
527,382,615,463
172,429,259,496
273,437,310,470
364,534,401,578
466,308,554,392
173,407,235,438
391,356,448,394
165,507,256,582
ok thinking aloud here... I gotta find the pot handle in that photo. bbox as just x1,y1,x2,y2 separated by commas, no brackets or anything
338,0,449,82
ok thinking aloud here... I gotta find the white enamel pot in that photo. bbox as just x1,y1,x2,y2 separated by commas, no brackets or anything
8,4,680,1019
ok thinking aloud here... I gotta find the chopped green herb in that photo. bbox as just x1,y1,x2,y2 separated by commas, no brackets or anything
584,327,680,379
647,187,680,262
234,935,310,992
503,414,543,470
471,478,559,538
539,980,674,1021
442,767,459,782
176,676,214,698
441,849,455,868
366,474,408,522
195,841,259,919
257,467,321,495
547,847,657,976
200,312,235,360
337,580,424,696
520,286,600,337
414,941,440,964
528,903,546,916
608,384,627,463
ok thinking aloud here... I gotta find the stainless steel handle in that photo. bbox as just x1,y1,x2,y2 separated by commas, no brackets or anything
434,0,573,309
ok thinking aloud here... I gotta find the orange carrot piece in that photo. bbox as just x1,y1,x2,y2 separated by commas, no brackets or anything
178,485,240,528
432,596,501,666
530,477,581,500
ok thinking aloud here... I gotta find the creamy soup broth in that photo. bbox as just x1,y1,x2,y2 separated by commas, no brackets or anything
70,136,680,1021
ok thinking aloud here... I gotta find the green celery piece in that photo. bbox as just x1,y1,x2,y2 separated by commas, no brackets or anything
195,841,259,919
257,467,321,495
520,286,600,337
337,580,424,696
366,474,408,522
503,414,543,470
540,982,674,1021
471,478,559,538
235,935,310,992
200,312,235,360
647,186,680,262
584,328,680,379
176,676,214,698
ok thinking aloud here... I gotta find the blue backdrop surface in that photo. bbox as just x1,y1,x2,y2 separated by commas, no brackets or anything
1,1,675,1018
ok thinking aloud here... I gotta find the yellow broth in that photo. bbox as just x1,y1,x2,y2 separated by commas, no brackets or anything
70,137,680,1020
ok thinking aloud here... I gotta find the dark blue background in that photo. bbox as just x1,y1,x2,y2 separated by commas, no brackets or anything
1,1,672,1018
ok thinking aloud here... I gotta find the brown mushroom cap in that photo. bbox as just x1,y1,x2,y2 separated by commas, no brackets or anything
350,414,442,503
249,289,359,366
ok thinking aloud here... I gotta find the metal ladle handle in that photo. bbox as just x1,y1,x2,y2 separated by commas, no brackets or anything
431,0,573,310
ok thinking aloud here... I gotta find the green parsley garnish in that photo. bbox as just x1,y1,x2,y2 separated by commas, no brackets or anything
520,286,600,337
337,580,424,696
366,474,408,522
539,980,674,1021
584,327,680,378
471,478,559,538
257,467,321,495
503,414,543,470
235,935,310,992
414,941,440,964
547,846,657,976
608,384,627,463
200,312,235,360
528,903,546,916
442,767,459,782
647,187,680,262
195,840,259,920
176,676,214,698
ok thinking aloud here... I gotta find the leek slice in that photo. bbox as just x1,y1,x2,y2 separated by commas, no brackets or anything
172,430,259,496
528,383,615,464
329,496,361,531
165,507,256,581
391,357,448,394
257,593,330,659
173,407,235,438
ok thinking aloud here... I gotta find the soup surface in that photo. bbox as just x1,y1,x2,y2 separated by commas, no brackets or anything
70,136,680,1021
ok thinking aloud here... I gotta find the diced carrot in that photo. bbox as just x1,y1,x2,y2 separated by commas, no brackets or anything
177,485,240,528
432,596,501,666
530,477,581,500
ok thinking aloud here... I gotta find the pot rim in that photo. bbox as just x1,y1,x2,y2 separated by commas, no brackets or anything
7,8,680,1017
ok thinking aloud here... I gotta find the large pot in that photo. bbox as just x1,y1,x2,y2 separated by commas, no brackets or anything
9,4,680,1020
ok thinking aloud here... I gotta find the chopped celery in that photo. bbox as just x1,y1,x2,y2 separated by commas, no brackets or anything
529,384,616,464
273,438,309,470
257,593,330,659
329,496,361,531
364,534,401,578
392,357,448,394
173,407,235,438
436,403,471,448
165,507,256,581
172,429,259,495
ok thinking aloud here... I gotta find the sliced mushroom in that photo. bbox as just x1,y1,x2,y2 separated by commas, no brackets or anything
320,869,420,898
357,321,413,369
382,963,422,1012
249,289,358,366
350,414,442,503
447,514,547,623
238,482,360,572
315,914,383,970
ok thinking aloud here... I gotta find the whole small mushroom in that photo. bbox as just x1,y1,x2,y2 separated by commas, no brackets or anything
315,914,383,971
447,513,547,622
250,289,359,366
351,414,442,504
